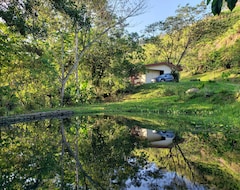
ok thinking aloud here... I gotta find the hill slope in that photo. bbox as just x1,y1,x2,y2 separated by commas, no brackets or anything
183,6,240,73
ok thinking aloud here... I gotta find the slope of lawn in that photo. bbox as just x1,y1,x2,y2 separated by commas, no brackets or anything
72,69,240,126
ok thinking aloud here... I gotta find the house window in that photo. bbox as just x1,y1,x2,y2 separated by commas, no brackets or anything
159,70,164,75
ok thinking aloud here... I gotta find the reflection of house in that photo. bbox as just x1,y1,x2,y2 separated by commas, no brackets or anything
136,62,182,84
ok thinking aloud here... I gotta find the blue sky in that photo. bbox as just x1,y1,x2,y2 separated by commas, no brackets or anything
126,0,210,33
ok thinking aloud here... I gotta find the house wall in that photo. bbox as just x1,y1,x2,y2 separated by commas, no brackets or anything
147,65,172,72
145,65,172,83
145,70,160,83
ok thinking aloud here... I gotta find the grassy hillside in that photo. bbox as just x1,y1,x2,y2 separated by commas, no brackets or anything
181,68,240,82
71,69,240,129
183,6,240,72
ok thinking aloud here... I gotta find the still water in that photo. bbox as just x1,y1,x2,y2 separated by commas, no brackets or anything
1,114,239,189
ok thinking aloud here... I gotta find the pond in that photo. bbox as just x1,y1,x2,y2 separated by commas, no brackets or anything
1,114,240,189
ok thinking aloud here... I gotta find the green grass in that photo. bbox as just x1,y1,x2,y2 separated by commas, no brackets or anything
17,69,239,129
181,68,240,83
69,77,240,129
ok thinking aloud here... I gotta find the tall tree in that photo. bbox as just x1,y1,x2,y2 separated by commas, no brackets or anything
82,30,145,99
56,0,146,105
144,2,208,66
0,21,58,114
0,0,147,106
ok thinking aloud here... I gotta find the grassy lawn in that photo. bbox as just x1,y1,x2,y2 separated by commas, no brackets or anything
66,69,240,130
72,80,238,109
12,69,237,129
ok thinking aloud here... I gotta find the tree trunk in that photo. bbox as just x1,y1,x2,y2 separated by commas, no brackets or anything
60,80,66,107
177,37,191,66
60,32,66,107
75,27,80,99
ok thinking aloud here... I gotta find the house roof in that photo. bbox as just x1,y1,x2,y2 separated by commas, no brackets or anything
146,62,183,71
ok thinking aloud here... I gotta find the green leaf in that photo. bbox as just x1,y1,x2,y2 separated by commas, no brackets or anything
226,0,237,11
70,126,76,134
211,0,223,15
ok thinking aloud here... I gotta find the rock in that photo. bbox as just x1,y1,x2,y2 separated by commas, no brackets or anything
185,88,199,94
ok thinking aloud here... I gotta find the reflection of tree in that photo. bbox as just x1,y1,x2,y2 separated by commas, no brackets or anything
60,119,103,189
2,115,239,189
0,120,61,189
1,115,143,189
71,116,142,189
135,131,240,190
132,143,203,189
173,144,195,179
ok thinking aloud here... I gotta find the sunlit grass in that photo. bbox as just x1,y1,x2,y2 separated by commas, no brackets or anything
181,68,240,83
36,69,240,131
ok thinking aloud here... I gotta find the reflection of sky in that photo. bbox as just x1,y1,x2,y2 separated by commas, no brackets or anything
124,162,206,190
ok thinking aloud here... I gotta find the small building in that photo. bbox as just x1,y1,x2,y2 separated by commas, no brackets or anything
135,62,182,84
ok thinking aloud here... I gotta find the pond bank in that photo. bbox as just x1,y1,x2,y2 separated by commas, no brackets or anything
0,110,74,126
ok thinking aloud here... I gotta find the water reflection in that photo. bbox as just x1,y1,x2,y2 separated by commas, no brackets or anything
1,115,239,189
124,162,206,190
130,126,175,148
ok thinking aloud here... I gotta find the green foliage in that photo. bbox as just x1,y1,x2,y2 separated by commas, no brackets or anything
143,3,208,65
79,31,145,101
1,0,240,114
63,82,95,105
182,7,240,72
2,114,239,189
143,4,240,73
0,0,49,37
51,1,91,29
0,86,19,116
0,23,59,114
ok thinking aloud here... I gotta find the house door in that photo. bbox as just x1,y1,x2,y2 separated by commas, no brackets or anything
159,70,164,75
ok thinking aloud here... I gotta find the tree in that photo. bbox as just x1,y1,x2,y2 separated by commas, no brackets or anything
0,0,147,107
56,0,146,105
0,22,58,114
207,0,239,15
144,2,208,66
81,30,145,100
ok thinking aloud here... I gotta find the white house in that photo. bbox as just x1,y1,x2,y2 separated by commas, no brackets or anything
134,62,182,84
